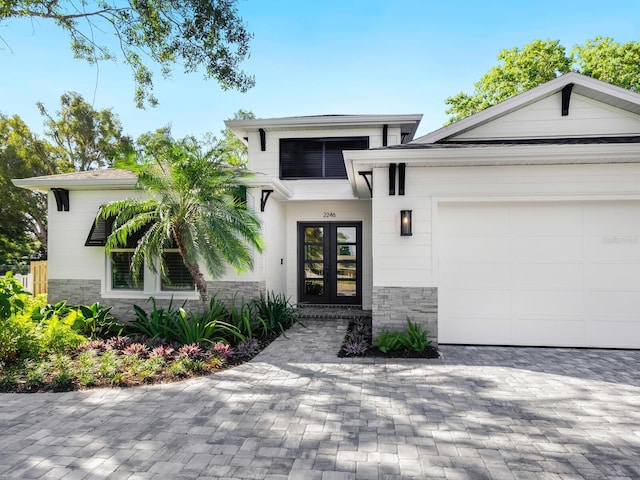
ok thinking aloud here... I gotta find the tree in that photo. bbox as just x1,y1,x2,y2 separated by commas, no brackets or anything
0,114,57,262
38,92,134,171
102,138,264,303
2,0,255,108
209,109,255,167
136,109,254,168
445,37,640,124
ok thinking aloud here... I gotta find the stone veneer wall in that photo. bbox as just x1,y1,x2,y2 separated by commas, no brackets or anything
372,286,438,346
48,279,266,322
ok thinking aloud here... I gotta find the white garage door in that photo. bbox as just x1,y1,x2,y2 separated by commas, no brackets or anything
438,201,640,348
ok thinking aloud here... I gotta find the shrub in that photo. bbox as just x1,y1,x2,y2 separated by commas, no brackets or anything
373,329,405,353
129,297,242,346
251,291,300,337
150,345,174,358
123,343,149,357
174,309,242,346
403,318,431,352
227,294,264,340
372,318,431,353
128,297,187,341
39,312,87,354
211,342,234,360
235,337,260,360
178,343,204,359
0,313,39,363
76,303,123,339
0,273,31,319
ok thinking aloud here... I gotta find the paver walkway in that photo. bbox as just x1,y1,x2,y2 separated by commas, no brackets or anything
1,319,640,479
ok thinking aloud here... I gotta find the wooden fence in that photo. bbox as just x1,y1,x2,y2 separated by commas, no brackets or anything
15,261,47,295
31,261,47,295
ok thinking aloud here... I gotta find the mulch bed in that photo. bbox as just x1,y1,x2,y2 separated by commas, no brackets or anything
337,318,440,359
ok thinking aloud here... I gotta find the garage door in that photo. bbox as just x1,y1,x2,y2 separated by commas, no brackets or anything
438,201,640,348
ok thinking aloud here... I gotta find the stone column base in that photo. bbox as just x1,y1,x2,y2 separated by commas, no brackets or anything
372,286,438,346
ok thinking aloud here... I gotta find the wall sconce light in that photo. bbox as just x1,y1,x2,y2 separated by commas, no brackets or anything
400,210,412,236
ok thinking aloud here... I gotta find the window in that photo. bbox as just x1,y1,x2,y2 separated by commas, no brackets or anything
86,210,195,295
110,251,143,290
280,137,369,179
161,251,195,291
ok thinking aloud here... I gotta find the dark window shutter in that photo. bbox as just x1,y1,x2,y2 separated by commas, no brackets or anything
85,210,150,248
280,137,368,179
85,215,115,246
325,138,369,178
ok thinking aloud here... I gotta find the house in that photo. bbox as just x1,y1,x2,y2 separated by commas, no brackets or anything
14,73,640,348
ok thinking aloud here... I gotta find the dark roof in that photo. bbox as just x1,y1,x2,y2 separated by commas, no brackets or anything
372,136,640,150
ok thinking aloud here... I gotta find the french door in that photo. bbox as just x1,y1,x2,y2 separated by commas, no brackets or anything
298,222,362,305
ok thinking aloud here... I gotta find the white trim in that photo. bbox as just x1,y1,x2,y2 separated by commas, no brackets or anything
13,177,137,192
102,249,198,300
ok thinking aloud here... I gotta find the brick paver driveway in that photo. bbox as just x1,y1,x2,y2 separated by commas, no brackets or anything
1,319,640,479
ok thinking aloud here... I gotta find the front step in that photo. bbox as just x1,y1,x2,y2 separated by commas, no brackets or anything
296,305,372,320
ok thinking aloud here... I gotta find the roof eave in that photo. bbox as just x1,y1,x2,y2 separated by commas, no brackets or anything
413,72,640,144
12,177,138,192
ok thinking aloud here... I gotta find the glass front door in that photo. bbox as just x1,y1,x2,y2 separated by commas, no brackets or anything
298,222,362,305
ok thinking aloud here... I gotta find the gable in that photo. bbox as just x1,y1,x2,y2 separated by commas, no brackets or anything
451,92,640,141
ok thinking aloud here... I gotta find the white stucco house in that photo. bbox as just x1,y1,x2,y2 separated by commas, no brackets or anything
14,72,640,348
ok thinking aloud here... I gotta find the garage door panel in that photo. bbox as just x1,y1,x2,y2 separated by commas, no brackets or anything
584,203,640,234
512,264,583,289
439,205,510,235
512,236,584,263
585,291,640,316
512,318,586,346
440,263,510,288
440,316,511,344
441,289,511,315
585,236,640,262
585,263,640,289
441,236,510,262
438,201,640,348
510,205,583,235
586,321,640,348
514,291,584,315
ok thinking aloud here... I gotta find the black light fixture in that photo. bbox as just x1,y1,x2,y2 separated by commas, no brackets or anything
400,210,412,236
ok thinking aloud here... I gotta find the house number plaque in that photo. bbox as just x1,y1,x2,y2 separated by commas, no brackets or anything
323,212,337,218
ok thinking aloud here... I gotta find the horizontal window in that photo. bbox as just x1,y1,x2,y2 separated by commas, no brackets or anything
111,251,143,290
161,251,195,291
280,137,369,179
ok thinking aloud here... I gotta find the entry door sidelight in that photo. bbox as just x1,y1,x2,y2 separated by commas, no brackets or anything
298,222,362,305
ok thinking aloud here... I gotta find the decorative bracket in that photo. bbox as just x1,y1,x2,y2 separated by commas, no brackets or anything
398,163,406,196
358,171,373,197
51,188,70,211
259,128,266,151
388,163,396,195
561,83,574,116
260,189,273,212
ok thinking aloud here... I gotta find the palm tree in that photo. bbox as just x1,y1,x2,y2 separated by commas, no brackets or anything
100,139,264,304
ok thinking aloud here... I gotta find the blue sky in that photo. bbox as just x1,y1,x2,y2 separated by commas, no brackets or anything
1,0,639,141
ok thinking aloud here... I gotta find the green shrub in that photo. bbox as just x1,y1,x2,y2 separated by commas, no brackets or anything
251,291,300,336
76,303,123,339
0,313,39,363
227,294,264,340
30,300,74,322
0,272,31,319
39,312,87,354
128,297,187,342
373,329,405,353
403,317,431,352
373,317,431,353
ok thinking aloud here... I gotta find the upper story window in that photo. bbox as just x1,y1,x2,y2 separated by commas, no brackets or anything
280,137,369,179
